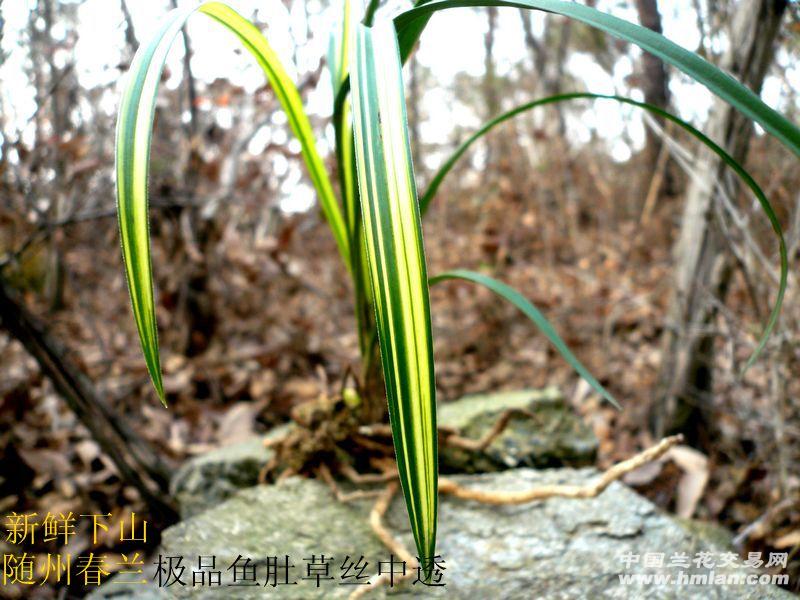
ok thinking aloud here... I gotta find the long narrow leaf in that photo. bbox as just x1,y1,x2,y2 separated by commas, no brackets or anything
328,0,359,245
329,1,379,369
431,269,621,408
116,1,349,404
395,0,800,159
421,92,787,372
350,19,438,571
327,0,350,100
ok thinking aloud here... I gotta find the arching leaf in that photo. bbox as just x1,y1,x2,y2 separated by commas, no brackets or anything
421,92,787,372
431,269,620,408
116,1,349,404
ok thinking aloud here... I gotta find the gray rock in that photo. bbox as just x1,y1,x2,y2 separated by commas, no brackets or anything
93,469,792,599
438,387,598,473
170,428,286,519
676,517,736,549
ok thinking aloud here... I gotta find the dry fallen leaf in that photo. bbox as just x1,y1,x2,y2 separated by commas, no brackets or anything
771,529,800,549
668,445,709,519
18,448,72,480
216,400,267,446
623,459,664,487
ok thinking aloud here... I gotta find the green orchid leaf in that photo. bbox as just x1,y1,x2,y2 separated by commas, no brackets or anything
350,17,438,572
431,269,621,409
421,92,787,373
116,1,349,404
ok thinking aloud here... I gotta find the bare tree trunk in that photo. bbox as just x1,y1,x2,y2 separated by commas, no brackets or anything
0,276,178,522
166,0,216,358
634,0,671,175
651,0,787,442
119,0,138,61
483,7,501,166
518,11,572,153
519,9,541,82
29,0,68,312
483,7,500,118
544,19,570,115
169,0,198,136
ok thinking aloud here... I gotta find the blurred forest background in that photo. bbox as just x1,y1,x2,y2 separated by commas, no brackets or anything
1,0,800,596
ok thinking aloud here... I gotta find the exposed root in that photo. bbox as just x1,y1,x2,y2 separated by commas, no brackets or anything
368,483,417,565
263,401,544,486
258,392,367,483
339,462,397,484
262,388,682,509
257,391,682,600
317,464,382,502
351,433,394,454
348,482,417,600
334,435,683,507
326,433,683,598
263,431,288,449
441,408,541,450
275,466,297,483
257,452,280,484
439,434,683,504
356,423,392,437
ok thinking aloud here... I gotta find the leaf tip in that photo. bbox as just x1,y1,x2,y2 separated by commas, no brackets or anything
738,354,757,382
156,384,168,408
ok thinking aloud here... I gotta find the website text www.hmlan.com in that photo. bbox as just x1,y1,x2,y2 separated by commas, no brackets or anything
618,571,789,586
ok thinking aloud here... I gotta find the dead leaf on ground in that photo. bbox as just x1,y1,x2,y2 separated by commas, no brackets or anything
216,400,268,446
668,445,709,519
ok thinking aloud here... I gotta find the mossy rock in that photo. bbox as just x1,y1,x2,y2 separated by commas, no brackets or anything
438,387,597,473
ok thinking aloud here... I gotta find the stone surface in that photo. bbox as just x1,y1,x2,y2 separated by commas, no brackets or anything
438,387,598,473
170,428,286,519
91,468,792,599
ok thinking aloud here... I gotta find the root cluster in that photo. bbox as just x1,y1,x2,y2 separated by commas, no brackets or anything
258,399,683,599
